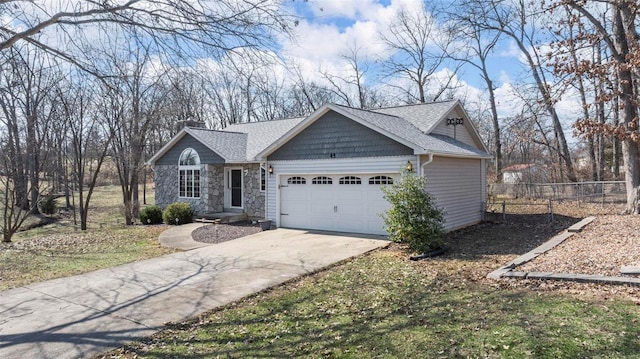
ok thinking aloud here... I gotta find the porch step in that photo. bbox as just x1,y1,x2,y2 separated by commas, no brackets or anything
195,212,249,224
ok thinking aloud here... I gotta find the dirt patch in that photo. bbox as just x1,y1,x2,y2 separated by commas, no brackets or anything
518,215,640,277
400,204,640,301
192,221,263,244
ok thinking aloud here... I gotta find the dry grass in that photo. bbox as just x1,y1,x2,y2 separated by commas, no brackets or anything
0,184,175,291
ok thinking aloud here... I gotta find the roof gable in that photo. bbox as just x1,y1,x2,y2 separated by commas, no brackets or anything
151,132,225,165
147,128,247,165
268,110,413,160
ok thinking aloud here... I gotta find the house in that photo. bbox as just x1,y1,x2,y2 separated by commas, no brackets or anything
502,163,548,184
147,100,492,234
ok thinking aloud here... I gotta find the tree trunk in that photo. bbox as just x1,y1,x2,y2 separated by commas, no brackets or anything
482,66,502,183
613,5,640,213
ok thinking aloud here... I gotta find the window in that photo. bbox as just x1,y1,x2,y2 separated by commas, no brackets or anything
339,176,361,184
178,148,201,198
312,176,332,184
287,176,306,184
260,164,266,192
369,176,394,185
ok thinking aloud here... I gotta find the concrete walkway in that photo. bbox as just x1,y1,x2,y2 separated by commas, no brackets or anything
0,228,388,359
158,223,211,250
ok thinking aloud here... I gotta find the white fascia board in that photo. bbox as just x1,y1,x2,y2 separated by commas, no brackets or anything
427,151,494,160
146,128,189,166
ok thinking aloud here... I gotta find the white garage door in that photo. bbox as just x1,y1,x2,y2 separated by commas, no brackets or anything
279,174,395,235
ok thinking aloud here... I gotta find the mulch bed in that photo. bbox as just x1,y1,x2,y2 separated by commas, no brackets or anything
191,221,263,244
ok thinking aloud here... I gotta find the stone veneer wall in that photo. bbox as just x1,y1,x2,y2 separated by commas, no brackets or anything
243,163,265,218
153,164,262,217
153,164,212,214
206,164,224,213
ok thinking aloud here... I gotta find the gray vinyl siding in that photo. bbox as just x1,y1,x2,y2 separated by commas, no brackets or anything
155,134,225,165
269,111,413,160
266,156,414,224
431,108,476,148
423,156,483,231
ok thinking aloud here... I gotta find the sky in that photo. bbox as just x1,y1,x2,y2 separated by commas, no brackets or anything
277,0,582,138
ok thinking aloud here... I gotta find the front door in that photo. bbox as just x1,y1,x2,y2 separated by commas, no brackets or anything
225,168,243,209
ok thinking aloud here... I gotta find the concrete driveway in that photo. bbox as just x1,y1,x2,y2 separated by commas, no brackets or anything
0,229,388,359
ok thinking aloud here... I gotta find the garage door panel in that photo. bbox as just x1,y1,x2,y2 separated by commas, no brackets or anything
279,174,395,235
310,216,336,229
336,189,363,201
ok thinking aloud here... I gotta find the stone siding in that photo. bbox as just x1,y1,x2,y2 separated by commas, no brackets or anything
242,163,265,218
206,165,224,213
153,164,212,214
153,163,263,218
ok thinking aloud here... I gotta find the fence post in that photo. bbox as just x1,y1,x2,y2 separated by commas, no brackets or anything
548,199,553,223
502,201,506,223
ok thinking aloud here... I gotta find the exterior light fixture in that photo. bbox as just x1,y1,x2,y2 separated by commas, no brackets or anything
406,160,413,172
268,165,274,175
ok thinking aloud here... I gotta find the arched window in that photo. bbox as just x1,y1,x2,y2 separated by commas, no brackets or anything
179,148,201,198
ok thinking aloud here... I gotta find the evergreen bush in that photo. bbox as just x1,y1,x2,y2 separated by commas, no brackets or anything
139,205,163,225
40,195,57,215
381,170,445,253
162,202,193,225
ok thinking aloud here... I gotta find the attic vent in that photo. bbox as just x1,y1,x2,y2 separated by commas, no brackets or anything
447,118,464,126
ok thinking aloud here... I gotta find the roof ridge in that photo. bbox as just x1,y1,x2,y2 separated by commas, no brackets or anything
373,100,457,111
333,104,402,119
226,116,306,126
190,127,247,135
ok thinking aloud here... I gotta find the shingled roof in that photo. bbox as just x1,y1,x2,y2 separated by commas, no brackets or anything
148,101,491,165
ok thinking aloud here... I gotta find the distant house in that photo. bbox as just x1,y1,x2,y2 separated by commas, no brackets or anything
502,163,547,184
147,100,492,234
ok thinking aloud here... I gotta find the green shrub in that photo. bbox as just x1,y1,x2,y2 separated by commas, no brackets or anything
40,195,58,215
162,202,193,225
381,170,445,253
139,205,163,225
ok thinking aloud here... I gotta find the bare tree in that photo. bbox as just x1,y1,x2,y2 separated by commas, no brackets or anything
558,0,640,212
0,152,38,242
57,76,113,230
2,0,294,75
0,45,59,213
379,3,461,104
446,2,504,182
475,0,577,182
319,44,383,109
103,41,169,225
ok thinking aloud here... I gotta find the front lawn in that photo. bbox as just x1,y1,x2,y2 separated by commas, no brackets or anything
0,185,176,291
104,210,640,358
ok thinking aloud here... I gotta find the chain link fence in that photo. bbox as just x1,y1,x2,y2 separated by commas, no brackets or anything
488,181,626,204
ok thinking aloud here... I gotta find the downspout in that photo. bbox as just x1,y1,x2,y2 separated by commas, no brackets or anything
420,153,434,177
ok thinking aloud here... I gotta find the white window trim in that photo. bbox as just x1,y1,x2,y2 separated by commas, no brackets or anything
260,163,266,192
178,148,201,199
